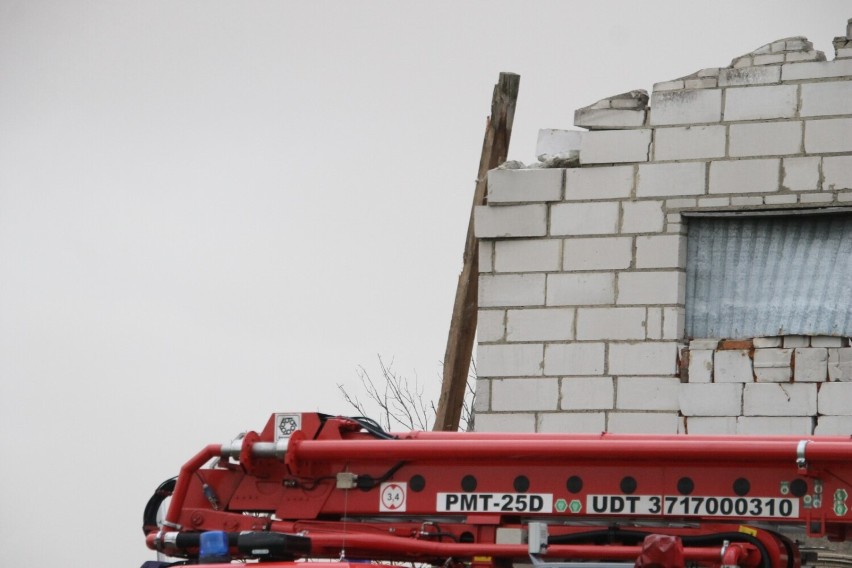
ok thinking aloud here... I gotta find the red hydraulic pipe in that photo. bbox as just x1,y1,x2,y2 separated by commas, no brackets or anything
161,444,223,532
302,532,729,563
290,438,852,463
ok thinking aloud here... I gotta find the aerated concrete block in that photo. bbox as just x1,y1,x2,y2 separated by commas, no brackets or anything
654,126,725,161
688,349,713,383
742,383,817,416
685,417,737,434
753,348,792,382
815,416,852,435
724,85,797,121
608,342,679,375
709,159,780,194
474,412,536,432
492,378,559,411
544,343,605,376
617,271,684,305
800,81,852,117
551,202,620,236
828,348,852,381
477,344,544,377
561,376,614,410
782,157,820,191
487,168,563,203
637,162,706,197
580,129,652,164
563,237,632,271
475,204,547,238
494,239,561,273
794,348,828,382
714,350,753,383
565,165,634,200
729,122,803,157
823,156,852,190
621,201,665,233
538,411,606,433
650,89,722,126
737,416,814,435
479,274,546,307
805,118,852,154
818,382,852,415
477,309,505,342
617,377,681,410
507,308,574,342
680,383,742,416
608,412,679,434
577,307,646,340
546,273,615,306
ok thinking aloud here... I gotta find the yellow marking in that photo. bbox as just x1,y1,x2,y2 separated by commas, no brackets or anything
739,526,758,536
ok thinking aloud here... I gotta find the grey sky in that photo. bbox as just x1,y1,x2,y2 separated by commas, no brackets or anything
1,1,848,565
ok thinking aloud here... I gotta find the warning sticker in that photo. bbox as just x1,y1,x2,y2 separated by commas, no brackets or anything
437,493,553,513
380,482,407,512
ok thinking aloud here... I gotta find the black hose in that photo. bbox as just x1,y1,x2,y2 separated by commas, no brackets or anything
142,477,177,534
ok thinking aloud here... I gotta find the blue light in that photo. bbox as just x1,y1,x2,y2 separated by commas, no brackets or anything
199,530,229,561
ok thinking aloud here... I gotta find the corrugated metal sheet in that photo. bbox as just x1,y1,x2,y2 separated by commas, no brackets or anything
685,214,852,339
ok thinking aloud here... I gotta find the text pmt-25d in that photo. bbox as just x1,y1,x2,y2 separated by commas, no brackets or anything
142,412,852,568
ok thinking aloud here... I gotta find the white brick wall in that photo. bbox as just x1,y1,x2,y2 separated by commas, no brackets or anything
561,376,614,410
637,162,706,197
494,239,561,272
617,271,684,305
577,307,645,340
714,350,753,383
654,126,726,161
480,274,545,307
805,118,852,154
551,202,620,236
650,89,722,126
563,237,632,270
800,81,852,117
608,412,679,434
824,156,852,190
565,166,634,200
635,234,685,268
723,85,797,121
580,129,651,164
478,344,544,377
729,122,803,157
818,382,852,415
794,348,828,382
475,204,547,238
608,342,678,375
680,383,742,416
782,157,820,190
477,309,505,342
475,413,536,432
736,416,813,435
507,308,574,341
474,20,852,435
491,378,559,411
487,168,563,203
538,412,606,433
709,159,780,194
621,200,664,233
544,342,605,375
546,273,615,306
742,383,817,416
616,376,680,410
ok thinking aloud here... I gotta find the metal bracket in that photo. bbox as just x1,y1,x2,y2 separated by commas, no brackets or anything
797,440,810,471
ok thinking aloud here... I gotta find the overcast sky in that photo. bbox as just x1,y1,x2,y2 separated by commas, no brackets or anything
1,1,849,565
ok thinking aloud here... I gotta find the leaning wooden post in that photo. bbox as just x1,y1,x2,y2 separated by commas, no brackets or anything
434,72,520,431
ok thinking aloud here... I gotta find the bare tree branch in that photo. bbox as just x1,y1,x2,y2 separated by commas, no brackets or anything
338,355,476,432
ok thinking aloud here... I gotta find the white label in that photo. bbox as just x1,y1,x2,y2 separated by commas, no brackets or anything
380,482,407,512
586,495,661,515
660,496,798,518
586,494,798,518
437,493,553,513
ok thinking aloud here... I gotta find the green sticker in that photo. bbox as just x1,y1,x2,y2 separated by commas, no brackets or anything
554,499,568,513
835,489,848,502
834,502,848,516
569,500,582,514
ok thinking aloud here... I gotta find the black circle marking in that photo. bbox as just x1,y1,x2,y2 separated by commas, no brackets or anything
733,478,751,496
790,478,808,497
566,476,583,494
460,532,475,543
513,476,530,493
677,477,694,495
461,475,477,492
410,475,425,492
620,476,638,495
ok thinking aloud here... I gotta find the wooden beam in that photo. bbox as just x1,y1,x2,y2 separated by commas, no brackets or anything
434,72,520,431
